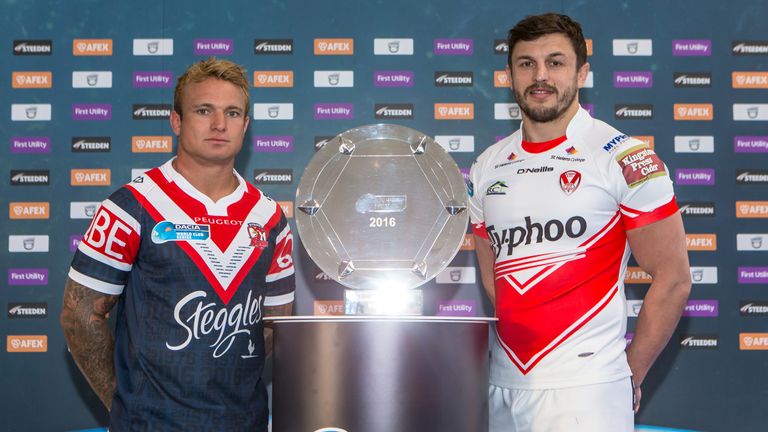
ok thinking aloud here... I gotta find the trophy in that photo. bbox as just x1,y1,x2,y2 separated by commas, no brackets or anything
295,124,468,315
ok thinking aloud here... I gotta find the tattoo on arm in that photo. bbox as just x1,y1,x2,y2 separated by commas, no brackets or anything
60,278,119,410
263,302,293,358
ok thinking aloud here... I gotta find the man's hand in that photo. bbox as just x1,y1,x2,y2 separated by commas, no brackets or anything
263,302,293,357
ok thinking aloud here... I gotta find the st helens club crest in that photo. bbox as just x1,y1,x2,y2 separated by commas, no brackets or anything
559,170,581,195
247,223,268,248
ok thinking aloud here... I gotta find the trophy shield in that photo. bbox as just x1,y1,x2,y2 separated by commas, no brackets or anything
295,124,468,315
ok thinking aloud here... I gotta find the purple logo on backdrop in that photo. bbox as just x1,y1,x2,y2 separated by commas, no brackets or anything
314,103,354,120
734,136,768,153
133,71,174,88
11,136,51,154
738,267,768,284
581,103,595,117
194,38,233,55
683,300,719,317
494,135,507,143
434,38,473,55
253,135,294,153
672,39,712,56
72,104,112,120
613,71,653,88
436,300,476,317
460,167,470,182
374,71,414,88
70,235,83,252
676,168,715,185
625,332,634,346
7,268,48,286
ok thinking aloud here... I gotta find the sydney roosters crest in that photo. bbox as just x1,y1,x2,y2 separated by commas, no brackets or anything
559,170,581,195
247,223,268,248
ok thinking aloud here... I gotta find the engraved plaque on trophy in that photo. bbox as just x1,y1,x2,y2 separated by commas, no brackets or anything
295,124,468,315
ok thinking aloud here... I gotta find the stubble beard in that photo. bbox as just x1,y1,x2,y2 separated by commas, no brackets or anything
514,82,578,123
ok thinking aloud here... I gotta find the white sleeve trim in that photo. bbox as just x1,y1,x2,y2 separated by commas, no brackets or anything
266,266,295,282
264,291,295,306
68,268,125,295
78,241,134,271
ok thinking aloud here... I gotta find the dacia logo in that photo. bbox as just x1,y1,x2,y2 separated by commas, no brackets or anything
487,181,508,195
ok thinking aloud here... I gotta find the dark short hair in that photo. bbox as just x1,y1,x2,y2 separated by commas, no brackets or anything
507,13,587,69
173,57,250,118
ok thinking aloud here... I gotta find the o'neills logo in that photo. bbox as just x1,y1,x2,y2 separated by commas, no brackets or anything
73,39,113,56
254,39,293,54
133,104,171,120
517,166,554,175
12,71,52,88
680,334,718,349
13,40,52,55
435,103,474,120
740,301,768,316
253,169,293,184
71,169,111,186
8,302,47,319
736,201,768,218
486,216,587,257
736,169,768,184
72,136,111,152
740,333,768,350
7,335,47,352
678,202,715,217
732,71,768,88
9,202,49,220
10,170,49,186
615,104,653,119
314,38,354,55
374,103,414,119
673,72,712,88
132,136,172,153
434,71,473,87
493,39,508,54
732,41,768,55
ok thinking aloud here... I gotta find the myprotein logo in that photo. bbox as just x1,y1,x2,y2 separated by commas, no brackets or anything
737,234,768,251
673,72,712,88
625,267,652,284
314,300,344,316
732,41,768,55
736,169,768,184
435,103,473,120
680,334,718,349
686,234,716,251
71,169,111,186
675,168,715,186
11,104,51,121
70,202,101,219
11,136,51,154
674,136,714,153
132,136,172,153
739,267,768,284
314,103,353,120
133,71,173,88
434,38,473,55
314,71,353,88
12,71,52,88
436,300,476,317
13,40,52,55
133,38,173,55
253,169,293,185
373,38,413,55
253,103,294,120
436,267,476,284
613,71,652,88
254,71,294,88
8,235,49,253
7,269,48,286
72,136,111,153
254,39,293,55
72,104,112,121
374,103,414,119
194,38,232,55
133,104,171,120
10,170,49,186
8,303,47,319
435,135,474,153
672,39,712,56
674,103,713,121
9,202,49,220
72,71,113,88
314,38,354,55
732,71,768,88
734,136,768,153
678,202,715,218
253,136,294,153
690,266,718,284
682,300,718,317
7,335,47,352
493,39,508,54
374,70,414,88
736,201,768,218
615,104,653,120
740,333,768,350
733,104,768,121
73,39,112,56
434,71,473,87
740,301,768,316
612,39,652,56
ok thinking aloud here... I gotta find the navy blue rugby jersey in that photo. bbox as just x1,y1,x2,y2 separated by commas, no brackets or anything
68,159,295,432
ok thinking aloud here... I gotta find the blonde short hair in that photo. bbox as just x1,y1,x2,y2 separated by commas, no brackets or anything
173,57,250,118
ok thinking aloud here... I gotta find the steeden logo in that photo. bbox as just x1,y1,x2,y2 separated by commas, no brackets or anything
7,335,47,352
732,41,768,55
13,40,52,55
253,169,293,185
673,72,712,88
736,169,768,184
253,39,293,55
615,104,653,119
740,301,768,316
132,104,171,120
732,71,768,88
8,302,48,319
674,103,713,120
71,169,111,186
736,201,768,218
12,71,52,88
434,71,473,87
679,334,718,349
314,38,354,55
9,202,49,220
740,333,768,350
132,136,172,153
73,39,113,56
10,170,49,186
254,71,294,88
72,136,111,153
374,104,414,119
435,103,474,120
678,202,716,218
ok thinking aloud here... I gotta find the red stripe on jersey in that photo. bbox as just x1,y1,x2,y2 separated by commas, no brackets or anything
267,227,294,278
521,135,567,154
621,196,678,230
472,222,488,239
82,205,140,265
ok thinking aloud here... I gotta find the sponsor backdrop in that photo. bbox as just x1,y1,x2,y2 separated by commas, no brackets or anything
1,0,766,431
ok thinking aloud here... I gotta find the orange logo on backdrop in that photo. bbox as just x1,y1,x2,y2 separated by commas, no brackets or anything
739,333,768,350
7,335,47,352
461,234,475,251
253,71,294,88
434,103,474,120
732,71,768,89
632,136,654,149
674,103,713,121
12,71,52,88
9,202,50,219
73,39,113,56
278,201,293,218
686,234,717,251
625,266,652,284
132,136,172,153
494,70,509,87
314,300,345,316
314,38,354,55
736,201,768,218
71,169,111,186
585,39,593,56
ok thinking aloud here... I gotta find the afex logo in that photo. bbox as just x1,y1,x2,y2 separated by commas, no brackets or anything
314,300,345,316
314,38,354,55
434,103,474,120
71,169,111,186
674,103,713,120
732,72,768,88
494,70,510,87
278,201,293,218
253,71,294,88
12,71,52,88
736,201,768,218
740,333,768,350
686,234,716,251
9,202,49,220
132,136,172,153
73,39,113,56
7,335,47,352
625,266,652,284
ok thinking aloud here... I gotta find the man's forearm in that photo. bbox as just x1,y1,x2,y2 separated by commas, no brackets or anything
60,279,118,410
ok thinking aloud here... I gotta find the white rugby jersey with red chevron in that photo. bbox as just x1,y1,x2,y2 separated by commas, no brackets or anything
469,108,677,389
68,158,294,431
